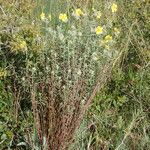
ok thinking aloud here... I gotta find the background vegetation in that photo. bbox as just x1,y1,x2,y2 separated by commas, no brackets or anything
0,0,149,149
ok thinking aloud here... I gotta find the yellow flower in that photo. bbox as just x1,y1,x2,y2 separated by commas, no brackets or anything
20,41,27,49
75,8,83,17
59,13,68,22
95,26,103,35
40,12,46,20
104,35,112,42
111,3,118,13
114,27,120,34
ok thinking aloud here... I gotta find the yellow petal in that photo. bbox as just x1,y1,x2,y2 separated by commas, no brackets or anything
59,13,68,22
111,3,118,13
75,8,83,17
104,35,112,43
95,26,103,35
40,12,46,20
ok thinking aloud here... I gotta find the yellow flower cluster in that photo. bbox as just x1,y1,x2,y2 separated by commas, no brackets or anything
59,13,68,22
95,26,103,35
101,35,112,46
40,12,46,20
39,4,120,49
100,35,113,48
104,35,112,42
40,3,118,22
75,8,84,17
111,3,118,13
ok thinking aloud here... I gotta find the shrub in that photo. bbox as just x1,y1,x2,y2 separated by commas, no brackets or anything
72,0,150,149
1,0,121,149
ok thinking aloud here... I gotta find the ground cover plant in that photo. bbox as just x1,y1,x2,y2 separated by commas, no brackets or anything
0,0,149,150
